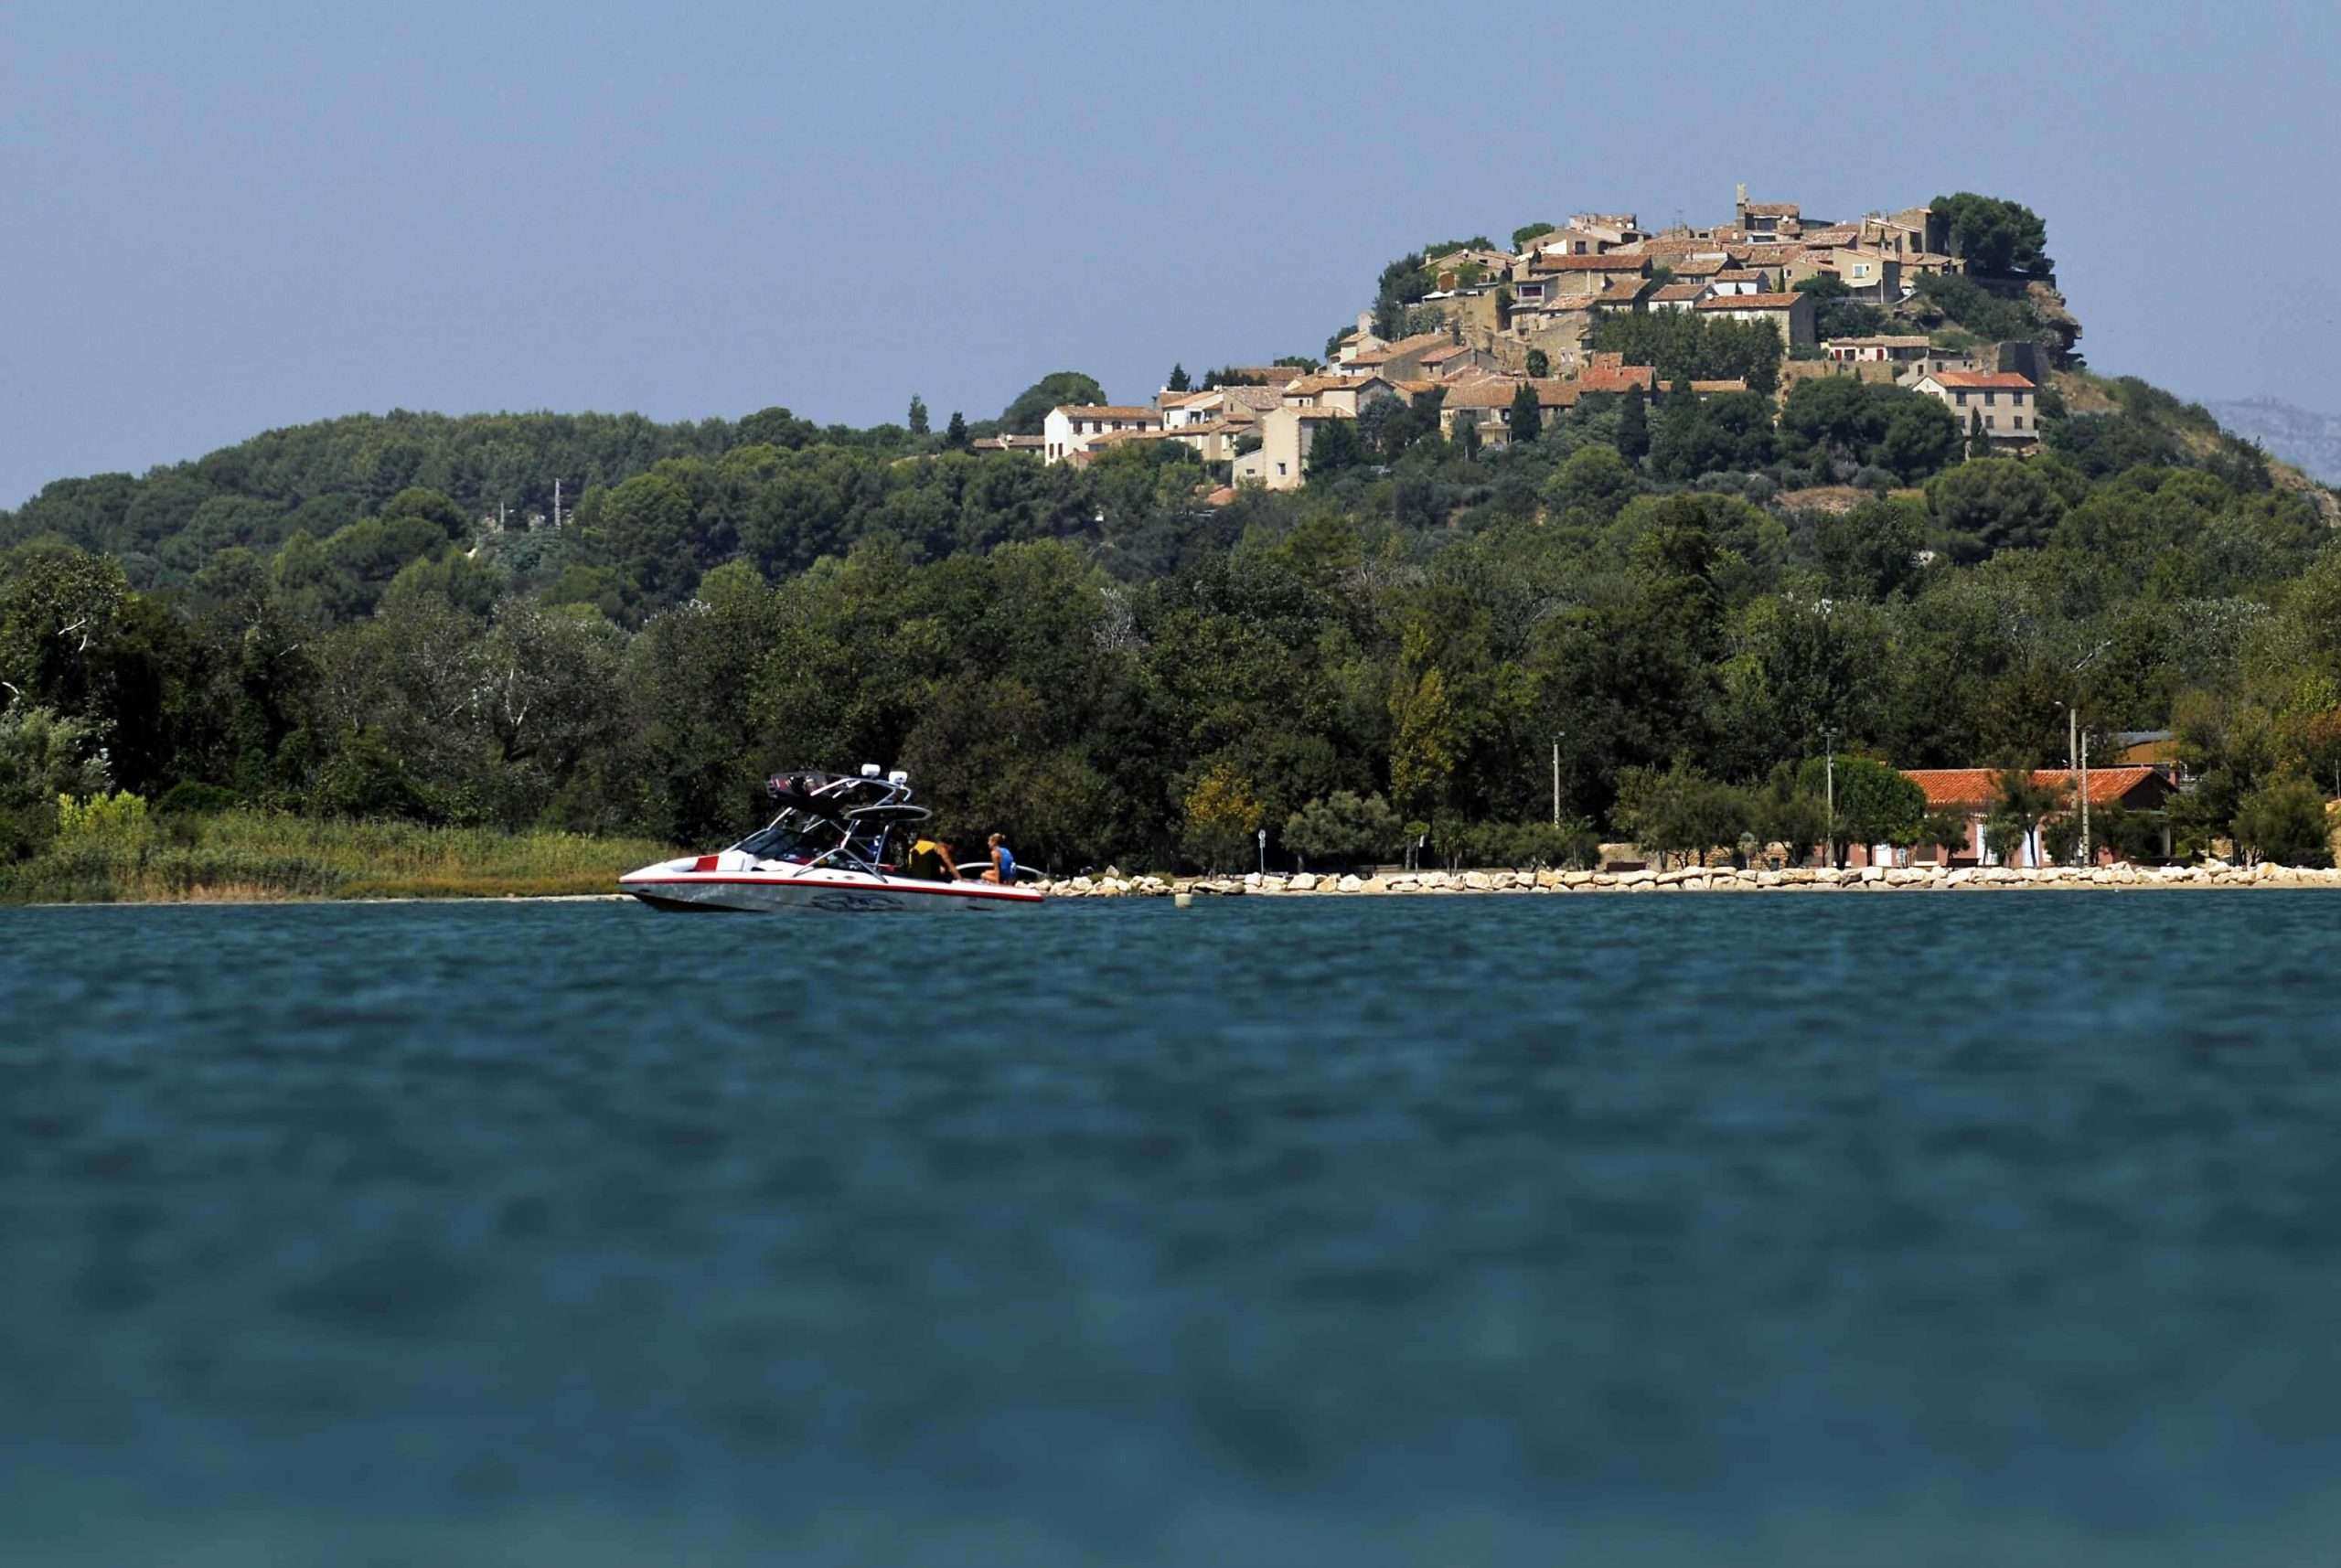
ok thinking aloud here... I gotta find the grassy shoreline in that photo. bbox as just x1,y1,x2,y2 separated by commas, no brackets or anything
0,810,678,905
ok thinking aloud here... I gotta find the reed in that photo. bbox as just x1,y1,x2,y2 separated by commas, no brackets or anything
0,809,677,904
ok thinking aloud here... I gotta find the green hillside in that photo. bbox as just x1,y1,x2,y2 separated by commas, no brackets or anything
5,237,2340,887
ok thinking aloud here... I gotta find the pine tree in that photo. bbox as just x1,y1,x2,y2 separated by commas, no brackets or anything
1507,382,1543,445
907,395,930,436
945,411,968,449
1167,363,1192,392
1618,386,1651,463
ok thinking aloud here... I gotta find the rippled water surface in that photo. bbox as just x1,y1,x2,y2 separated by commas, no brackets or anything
6,893,2341,1563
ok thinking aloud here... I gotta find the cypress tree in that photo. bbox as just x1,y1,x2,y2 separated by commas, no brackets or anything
1167,363,1192,392
1618,386,1651,463
945,411,968,449
1508,382,1543,445
907,395,930,435
1967,407,1989,461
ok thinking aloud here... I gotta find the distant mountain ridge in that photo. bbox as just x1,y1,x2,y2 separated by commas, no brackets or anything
2204,397,2341,487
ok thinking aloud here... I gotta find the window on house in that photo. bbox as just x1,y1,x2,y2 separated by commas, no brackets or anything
1276,462,1288,476
1984,391,1996,406
1985,415,1996,429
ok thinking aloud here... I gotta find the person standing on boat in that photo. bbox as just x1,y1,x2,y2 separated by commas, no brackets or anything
981,833,1016,884
905,834,959,882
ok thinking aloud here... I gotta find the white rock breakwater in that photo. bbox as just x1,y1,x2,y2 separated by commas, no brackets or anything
1032,862,2341,898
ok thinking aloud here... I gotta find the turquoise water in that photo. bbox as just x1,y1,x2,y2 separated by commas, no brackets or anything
5,894,2341,1563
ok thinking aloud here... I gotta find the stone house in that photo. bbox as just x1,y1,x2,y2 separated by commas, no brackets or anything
1043,404,1162,464
1562,212,1647,249
1418,342,1498,379
1519,252,1652,296
1709,267,1776,296
1436,376,1580,445
1280,373,1405,417
1345,331,1454,381
971,434,1046,456
1908,370,2038,445
1829,247,1903,301
1236,405,1356,490
1693,291,1817,346
1648,282,1712,315
1824,335,1934,366
1897,767,2176,868
1733,186,1803,234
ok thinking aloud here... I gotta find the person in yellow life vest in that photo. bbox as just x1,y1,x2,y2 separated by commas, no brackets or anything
904,835,960,882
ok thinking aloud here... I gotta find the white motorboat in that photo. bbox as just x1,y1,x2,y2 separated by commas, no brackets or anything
619,766,1043,913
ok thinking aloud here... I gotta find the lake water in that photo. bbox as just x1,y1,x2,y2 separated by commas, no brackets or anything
5,893,2341,1563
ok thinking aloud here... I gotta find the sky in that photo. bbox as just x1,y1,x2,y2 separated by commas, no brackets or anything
3,0,2336,507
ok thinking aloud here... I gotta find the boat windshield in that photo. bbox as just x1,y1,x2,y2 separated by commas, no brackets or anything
733,819,824,860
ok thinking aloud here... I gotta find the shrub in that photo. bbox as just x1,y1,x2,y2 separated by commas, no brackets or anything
56,791,149,850
2232,774,2334,868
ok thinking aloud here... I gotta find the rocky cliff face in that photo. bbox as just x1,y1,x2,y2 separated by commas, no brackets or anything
2203,397,2341,487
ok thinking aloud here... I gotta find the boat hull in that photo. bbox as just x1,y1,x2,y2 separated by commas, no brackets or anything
619,862,1042,913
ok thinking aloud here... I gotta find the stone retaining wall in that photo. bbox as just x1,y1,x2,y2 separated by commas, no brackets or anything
1032,862,2341,899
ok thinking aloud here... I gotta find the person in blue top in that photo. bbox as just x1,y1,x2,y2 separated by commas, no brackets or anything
980,833,1016,884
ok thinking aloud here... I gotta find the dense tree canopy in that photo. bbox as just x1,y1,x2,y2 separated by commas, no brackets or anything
2,354,2333,875
1931,192,2054,281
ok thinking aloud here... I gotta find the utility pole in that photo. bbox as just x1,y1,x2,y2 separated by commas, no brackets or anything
2079,729,2091,865
2068,702,2079,866
1823,726,1837,869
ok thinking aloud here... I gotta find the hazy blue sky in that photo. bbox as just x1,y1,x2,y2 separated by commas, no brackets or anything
5,0,2336,505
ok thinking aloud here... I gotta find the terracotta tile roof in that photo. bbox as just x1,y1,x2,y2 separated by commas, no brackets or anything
1393,377,1441,395
1713,268,1770,283
1529,253,1651,272
1289,406,1358,421
1801,226,1861,245
1694,293,1805,310
1591,281,1649,304
1222,387,1285,412
1651,283,1709,302
1637,238,1729,259
1573,364,1658,394
1742,201,1801,217
1282,373,1387,396
1347,331,1451,365
1929,371,2036,390
1826,335,1932,349
1444,377,1577,410
1419,343,1472,363
1669,257,1727,276
1691,379,1749,393
1057,405,1160,421
1904,766,2168,808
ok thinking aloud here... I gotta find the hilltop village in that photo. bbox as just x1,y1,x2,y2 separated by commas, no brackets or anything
10,183,2341,889
1025,187,2065,494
